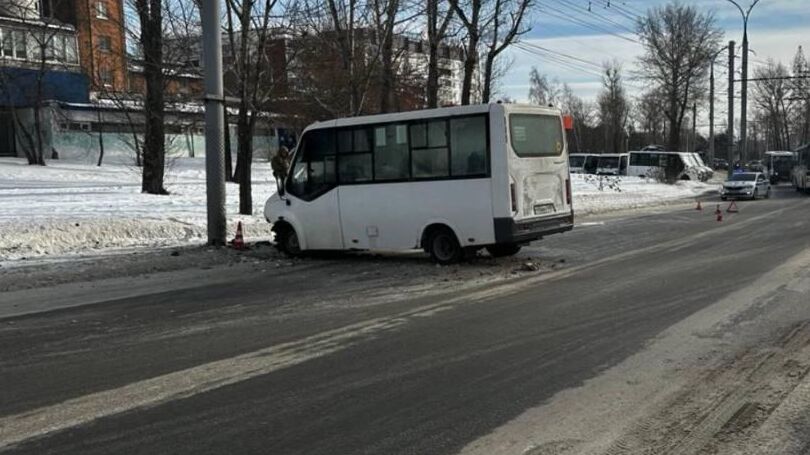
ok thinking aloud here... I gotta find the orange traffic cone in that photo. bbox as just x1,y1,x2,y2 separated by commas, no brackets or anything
232,221,245,250
695,200,702,211
726,201,739,213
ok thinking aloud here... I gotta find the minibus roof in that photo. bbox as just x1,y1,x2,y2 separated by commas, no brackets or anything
304,103,561,132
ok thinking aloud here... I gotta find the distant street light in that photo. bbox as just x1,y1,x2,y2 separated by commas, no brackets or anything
725,0,762,164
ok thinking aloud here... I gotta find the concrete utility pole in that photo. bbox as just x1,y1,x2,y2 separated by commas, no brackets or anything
708,47,726,163
201,0,227,245
726,0,762,165
728,40,736,167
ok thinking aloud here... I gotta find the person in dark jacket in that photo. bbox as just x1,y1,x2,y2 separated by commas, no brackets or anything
271,146,291,190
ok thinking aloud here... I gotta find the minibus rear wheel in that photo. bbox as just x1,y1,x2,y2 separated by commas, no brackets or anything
426,227,463,265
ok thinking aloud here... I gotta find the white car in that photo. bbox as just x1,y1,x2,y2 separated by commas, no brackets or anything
721,172,771,200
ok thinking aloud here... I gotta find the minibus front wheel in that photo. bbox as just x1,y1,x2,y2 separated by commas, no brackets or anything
273,223,302,257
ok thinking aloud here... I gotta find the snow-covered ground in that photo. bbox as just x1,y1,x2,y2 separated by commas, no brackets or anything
0,158,718,261
571,173,720,216
0,158,275,261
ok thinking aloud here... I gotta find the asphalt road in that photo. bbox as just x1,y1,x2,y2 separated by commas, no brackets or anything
2,186,809,454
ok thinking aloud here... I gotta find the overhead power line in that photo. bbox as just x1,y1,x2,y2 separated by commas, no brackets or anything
590,0,641,22
734,75,810,82
550,0,636,35
537,1,640,44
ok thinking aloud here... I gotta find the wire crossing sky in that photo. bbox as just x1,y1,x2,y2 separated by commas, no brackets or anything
502,0,810,104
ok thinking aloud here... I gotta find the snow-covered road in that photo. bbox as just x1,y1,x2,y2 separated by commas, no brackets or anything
0,158,718,261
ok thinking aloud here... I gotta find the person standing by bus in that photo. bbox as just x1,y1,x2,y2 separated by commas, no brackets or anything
272,146,291,190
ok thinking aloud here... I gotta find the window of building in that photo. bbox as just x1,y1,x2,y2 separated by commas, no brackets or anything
12,30,25,59
99,67,113,86
96,1,109,19
65,37,78,63
1,29,13,58
52,35,66,62
43,35,54,61
98,36,112,52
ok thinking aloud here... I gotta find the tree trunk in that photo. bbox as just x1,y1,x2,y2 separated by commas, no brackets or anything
427,42,440,108
236,115,254,215
96,109,105,167
461,34,477,105
482,53,494,103
140,12,166,194
379,26,394,113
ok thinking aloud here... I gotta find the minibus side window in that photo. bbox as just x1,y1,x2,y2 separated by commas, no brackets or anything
338,128,373,183
411,120,449,178
450,115,487,176
374,124,409,180
287,129,337,200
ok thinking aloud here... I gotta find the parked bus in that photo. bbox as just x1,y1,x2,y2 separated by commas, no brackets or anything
764,151,795,183
264,104,575,264
595,153,628,176
627,151,703,180
794,144,810,193
569,153,596,174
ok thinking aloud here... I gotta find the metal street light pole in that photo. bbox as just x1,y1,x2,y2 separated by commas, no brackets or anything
202,0,227,245
725,0,762,165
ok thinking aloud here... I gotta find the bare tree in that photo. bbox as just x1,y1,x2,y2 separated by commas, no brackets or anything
752,60,795,150
634,88,667,145
132,0,168,193
792,46,810,146
560,83,595,153
425,0,453,108
222,0,281,214
447,0,480,105
450,0,531,104
371,0,399,113
527,67,561,106
598,60,629,154
637,2,722,151
479,0,531,103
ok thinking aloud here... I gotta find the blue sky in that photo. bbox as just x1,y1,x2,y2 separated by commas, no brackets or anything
501,0,810,107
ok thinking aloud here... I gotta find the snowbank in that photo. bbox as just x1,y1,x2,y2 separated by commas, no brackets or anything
0,158,718,261
0,158,275,260
571,174,719,216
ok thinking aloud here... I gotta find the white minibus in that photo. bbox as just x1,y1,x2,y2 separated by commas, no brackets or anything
764,151,795,183
793,144,809,192
569,153,595,174
264,104,574,264
627,151,702,180
595,153,628,176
